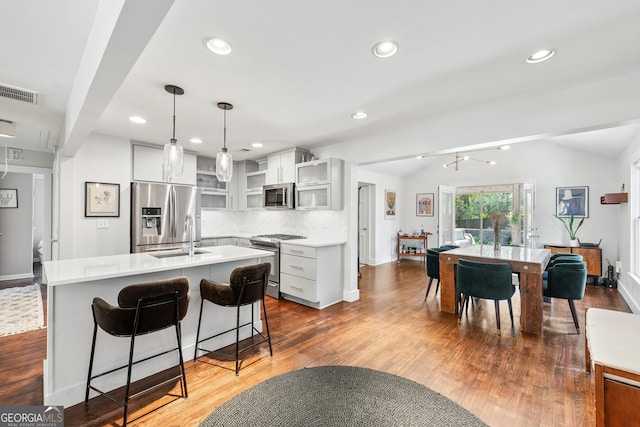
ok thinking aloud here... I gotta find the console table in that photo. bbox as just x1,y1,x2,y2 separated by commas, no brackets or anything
397,233,431,265
544,244,602,281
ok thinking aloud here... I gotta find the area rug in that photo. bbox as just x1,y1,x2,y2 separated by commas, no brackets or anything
200,365,488,426
0,284,45,336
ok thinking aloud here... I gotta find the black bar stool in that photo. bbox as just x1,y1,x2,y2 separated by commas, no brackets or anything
85,276,190,426
194,263,272,375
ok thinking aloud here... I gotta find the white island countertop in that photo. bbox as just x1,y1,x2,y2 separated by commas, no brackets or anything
43,245,273,286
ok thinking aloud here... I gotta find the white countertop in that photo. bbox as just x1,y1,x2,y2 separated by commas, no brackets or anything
280,238,346,248
43,246,273,286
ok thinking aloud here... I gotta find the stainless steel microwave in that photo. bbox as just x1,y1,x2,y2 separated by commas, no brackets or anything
263,183,295,209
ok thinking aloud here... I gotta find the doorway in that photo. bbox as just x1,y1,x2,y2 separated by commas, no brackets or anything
358,184,373,267
0,169,51,281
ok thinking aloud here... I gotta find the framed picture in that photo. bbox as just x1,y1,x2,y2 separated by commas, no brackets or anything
416,193,434,216
385,190,396,219
0,188,18,208
85,182,120,217
556,186,588,218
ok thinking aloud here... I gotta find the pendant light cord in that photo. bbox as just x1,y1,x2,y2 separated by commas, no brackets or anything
223,108,227,150
172,88,177,143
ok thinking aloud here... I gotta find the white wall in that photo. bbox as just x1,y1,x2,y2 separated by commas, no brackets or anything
58,133,131,259
357,169,404,265
615,134,640,313
399,141,619,259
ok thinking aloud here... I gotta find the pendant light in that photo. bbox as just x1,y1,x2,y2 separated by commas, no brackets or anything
163,84,185,179
216,102,233,182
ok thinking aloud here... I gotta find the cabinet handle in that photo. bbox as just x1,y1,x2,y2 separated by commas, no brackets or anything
290,249,304,253
290,265,304,269
291,285,303,291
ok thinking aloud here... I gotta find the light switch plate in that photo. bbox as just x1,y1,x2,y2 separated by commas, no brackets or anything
97,219,109,229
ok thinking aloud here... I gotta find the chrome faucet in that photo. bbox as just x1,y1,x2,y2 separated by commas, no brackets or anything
185,213,194,256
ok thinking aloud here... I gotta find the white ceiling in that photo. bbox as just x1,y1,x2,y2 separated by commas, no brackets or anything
1,0,640,176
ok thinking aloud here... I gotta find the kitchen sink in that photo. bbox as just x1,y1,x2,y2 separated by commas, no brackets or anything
150,250,208,258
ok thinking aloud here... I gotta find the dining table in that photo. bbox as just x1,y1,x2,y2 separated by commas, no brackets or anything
439,245,551,335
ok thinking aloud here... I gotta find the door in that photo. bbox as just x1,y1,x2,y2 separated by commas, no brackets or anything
173,184,198,245
522,183,536,248
358,185,371,265
438,185,456,246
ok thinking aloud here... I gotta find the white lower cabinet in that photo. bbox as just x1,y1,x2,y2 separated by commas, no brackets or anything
279,243,343,309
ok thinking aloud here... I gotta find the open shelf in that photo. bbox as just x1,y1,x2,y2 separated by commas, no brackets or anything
600,193,628,204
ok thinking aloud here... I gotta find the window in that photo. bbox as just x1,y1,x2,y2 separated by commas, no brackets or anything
455,184,528,246
633,161,640,276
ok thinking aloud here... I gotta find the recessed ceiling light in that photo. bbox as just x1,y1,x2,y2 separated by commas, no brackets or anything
526,48,555,64
371,40,398,58
129,116,146,124
205,37,232,55
252,142,263,148
190,137,203,144
498,145,510,150
352,111,368,119
416,155,425,159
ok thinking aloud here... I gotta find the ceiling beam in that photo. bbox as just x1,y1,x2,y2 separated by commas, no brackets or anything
61,0,174,156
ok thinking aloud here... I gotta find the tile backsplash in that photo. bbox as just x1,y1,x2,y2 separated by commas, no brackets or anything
200,209,348,240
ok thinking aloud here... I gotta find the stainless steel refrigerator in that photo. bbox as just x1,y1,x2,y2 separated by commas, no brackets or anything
131,181,200,253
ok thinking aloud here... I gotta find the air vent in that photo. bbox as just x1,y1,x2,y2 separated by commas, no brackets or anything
0,83,39,104
235,148,251,152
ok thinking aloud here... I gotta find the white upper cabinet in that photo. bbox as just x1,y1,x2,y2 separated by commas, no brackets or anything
295,158,343,210
132,143,196,185
266,148,310,184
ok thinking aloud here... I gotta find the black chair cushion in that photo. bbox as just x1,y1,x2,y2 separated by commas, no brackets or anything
92,276,190,337
201,263,271,307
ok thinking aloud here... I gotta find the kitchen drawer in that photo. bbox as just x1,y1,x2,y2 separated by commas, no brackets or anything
280,273,318,302
281,244,316,258
281,253,317,280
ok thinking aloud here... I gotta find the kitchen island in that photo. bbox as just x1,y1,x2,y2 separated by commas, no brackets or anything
42,245,272,407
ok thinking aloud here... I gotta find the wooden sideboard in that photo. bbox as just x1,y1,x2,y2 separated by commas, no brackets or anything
544,244,602,279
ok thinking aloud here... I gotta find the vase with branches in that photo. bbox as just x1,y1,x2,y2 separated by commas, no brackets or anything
554,214,584,247
490,211,506,252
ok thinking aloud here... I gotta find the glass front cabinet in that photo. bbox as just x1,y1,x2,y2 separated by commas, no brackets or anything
295,158,343,210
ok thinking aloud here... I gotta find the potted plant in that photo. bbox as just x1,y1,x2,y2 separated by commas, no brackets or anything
554,214,584,247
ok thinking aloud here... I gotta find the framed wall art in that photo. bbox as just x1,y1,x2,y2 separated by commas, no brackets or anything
556,186,588,218
0,188,18,208
385,190,396,219
85,182,120,217
416,193,434,216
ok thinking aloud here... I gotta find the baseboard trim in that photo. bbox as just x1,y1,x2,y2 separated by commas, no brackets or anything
0,273,34,282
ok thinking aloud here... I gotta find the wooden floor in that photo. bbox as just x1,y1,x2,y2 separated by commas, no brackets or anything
0,261,631,426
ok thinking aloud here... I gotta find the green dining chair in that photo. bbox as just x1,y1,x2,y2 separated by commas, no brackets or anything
543,261,587,333
456,259,515,336
425,245,459,300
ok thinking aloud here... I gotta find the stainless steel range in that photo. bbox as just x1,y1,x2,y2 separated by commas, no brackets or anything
250,234,306,298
